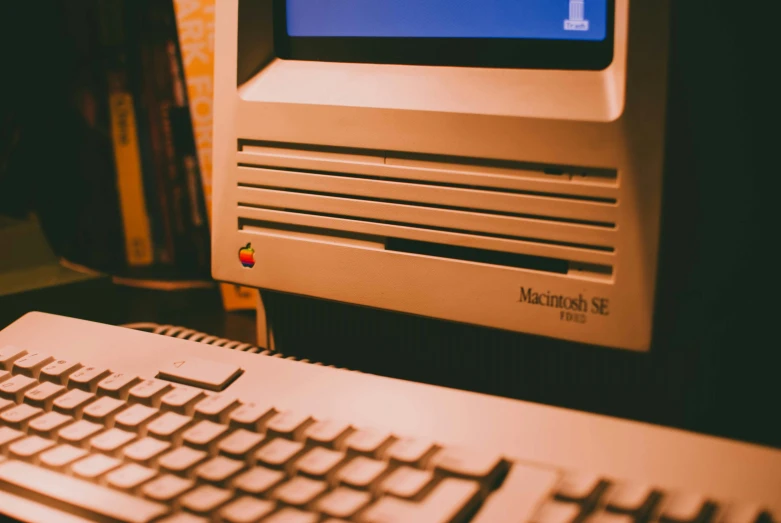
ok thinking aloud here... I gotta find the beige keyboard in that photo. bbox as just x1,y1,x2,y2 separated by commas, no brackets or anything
0,313,779,523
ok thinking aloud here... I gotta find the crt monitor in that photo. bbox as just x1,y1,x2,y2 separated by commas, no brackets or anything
212,0,670,352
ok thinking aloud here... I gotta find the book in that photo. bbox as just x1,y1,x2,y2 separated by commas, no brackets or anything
140,0,189,270
125,0,173,265
167,37,211,273
98,0,155,267
173,0,257,310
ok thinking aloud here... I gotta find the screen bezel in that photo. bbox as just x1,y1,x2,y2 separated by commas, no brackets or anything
274,0,615,70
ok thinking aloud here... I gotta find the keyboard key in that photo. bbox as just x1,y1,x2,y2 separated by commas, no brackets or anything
218,428,264,458
719,504,769,523
82,396,127,423
233,466,286,495
194,393,240,422
358,496,425,523
179,484,233,514
0,371,9,385
123,437,171,465
361,477,481,523
305,419,354,449
142,474,195,502
556,472,608,503
194,455,245,485
0,397,12,414
317,486,372,519
158,446,208,475
266,410,315,440
90,428,137,455
377,465,435,499
13,352,54,377
147,411,193,441
0,426,25,451
8,435,56,461
58,419,104,446
531,501,587,523
255,438,307,469
1,403,43,430
435,479,493,520
160,387,205,414
38,444,88,470
431,447,508,486
606,483,657,514
182,419,229,450
52,388,96,416
128,379,173,406
220,497,276,523
717,503,781,523
386,437,439,467
0,374,38,402
586,513,636,523
67,366,111,392
24,381,66,410
0,459,169,523
39,359,82,385
272,476,329,507
157,357,243,392
660,494,717,523
28,411,74,437
98,372,141,399
115,403,160,432
228,401,276,430
293,446,347,479
71,453,122,479
265,508,319,523
157,514,208,523
106,463,158,491
0,346,26,370
336,456,389,489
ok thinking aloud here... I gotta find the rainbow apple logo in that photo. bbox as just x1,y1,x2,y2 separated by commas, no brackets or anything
239,243,255,268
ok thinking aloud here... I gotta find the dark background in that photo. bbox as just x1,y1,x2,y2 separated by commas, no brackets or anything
1,0,779,451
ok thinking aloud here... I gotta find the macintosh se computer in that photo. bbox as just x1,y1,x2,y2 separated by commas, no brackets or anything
212,0,667,352
0,1,779,522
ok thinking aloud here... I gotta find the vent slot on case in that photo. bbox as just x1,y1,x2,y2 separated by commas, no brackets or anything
240,219,612,279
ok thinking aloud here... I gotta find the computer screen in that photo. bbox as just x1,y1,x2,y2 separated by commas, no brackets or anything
276,0,615,69
287,0,608,41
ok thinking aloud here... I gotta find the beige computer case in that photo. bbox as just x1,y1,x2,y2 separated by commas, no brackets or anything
212,0,670,351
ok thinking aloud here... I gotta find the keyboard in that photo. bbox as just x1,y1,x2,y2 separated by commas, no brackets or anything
0,313,778,523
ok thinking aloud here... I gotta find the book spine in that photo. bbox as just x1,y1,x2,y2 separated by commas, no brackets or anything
139,0,187,268
125,0,173,265
109,80,154,266
100,0,154,267
173,0,258,309
167,37,210,274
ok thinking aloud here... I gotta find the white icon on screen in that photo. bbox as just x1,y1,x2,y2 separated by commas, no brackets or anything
564,0,590,31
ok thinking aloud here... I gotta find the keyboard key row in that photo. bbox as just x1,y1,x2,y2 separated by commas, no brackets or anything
0,459,168,523
546,473,779,523
1,367,455,465
3,432,771,523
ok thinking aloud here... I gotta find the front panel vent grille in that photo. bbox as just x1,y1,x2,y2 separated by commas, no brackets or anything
235,141,619,279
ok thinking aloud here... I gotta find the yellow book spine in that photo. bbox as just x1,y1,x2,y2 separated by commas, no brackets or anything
109,87,154,267
174,0,257,310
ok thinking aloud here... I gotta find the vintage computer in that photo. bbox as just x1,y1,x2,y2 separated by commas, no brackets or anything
212,0,668,353
0,1,779,521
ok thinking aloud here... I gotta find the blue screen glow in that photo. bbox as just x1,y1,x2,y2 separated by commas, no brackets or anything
286,0,608,41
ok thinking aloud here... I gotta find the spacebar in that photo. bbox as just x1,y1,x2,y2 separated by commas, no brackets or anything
0,459,169,523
